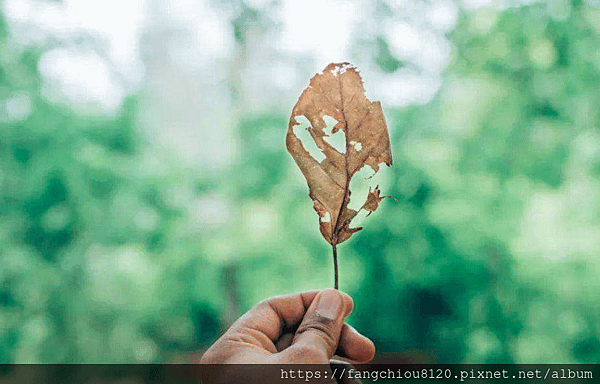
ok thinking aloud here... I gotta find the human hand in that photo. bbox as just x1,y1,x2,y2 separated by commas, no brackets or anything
200,289,375,382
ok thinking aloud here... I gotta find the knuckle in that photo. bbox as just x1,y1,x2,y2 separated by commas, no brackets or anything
296,319,337,347
256,299,271,310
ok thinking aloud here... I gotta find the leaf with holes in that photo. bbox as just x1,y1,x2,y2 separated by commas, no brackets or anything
286,62,393,288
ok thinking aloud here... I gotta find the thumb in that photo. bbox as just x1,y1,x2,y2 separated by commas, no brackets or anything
287,289,354,362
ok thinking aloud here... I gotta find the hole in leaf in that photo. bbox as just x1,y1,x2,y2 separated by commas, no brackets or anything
347,164,390,212
350,208,370,228
293,115,325,162
350,141,363,151
322,115,346,154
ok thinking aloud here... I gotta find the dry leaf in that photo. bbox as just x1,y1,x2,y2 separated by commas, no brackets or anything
286,62,393,246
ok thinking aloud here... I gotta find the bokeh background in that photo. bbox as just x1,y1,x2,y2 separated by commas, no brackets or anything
1,0,600,364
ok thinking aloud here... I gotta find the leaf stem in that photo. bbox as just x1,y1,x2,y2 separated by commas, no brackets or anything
332,243,339,290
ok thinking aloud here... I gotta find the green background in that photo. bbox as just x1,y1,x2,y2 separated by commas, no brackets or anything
1,0,599,364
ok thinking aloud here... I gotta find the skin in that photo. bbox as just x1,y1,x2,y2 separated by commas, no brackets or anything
200,289,375,383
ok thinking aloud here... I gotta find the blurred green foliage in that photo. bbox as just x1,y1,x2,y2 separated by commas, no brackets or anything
1,0,600,365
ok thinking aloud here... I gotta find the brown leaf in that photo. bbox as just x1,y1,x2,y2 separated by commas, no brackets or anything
361,186,385,217
286,62,393,245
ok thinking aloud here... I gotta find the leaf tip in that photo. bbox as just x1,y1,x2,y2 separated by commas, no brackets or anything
329,62,356,77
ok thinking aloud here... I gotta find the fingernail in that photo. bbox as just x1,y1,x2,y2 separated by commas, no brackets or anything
347,324,361,336
315,289,343,321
